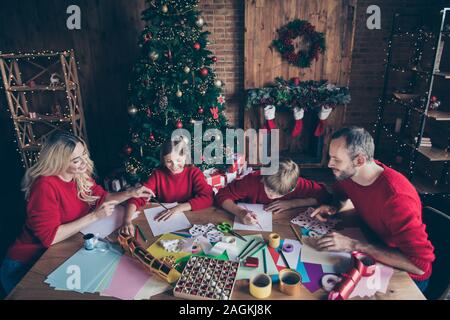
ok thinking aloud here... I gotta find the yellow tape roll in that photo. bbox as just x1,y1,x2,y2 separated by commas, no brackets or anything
268,233,280,248
249,273,272,299
279,269,302,296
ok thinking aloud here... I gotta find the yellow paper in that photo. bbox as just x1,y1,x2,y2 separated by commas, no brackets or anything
146,233,191,261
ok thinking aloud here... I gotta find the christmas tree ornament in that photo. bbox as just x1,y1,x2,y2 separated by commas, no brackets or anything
198,106,204,114
146,108,152,118
292,77,301,86
263,105,277,131
214,80,222,87
196,17,205,27
210,107,219,120
165,50,172,60
176,89,183,97
132,133,140,143
128,105,138,116
217,94,226,105
291,107,304,138
193,42,201,50
183,66,191,73
176,120,183,128
124,145,133,155
211,56,218,63
161,5,168,13
149,133,155,141
314,105,333,137
144,33,152,42
150,51,159,61
200,68,208,77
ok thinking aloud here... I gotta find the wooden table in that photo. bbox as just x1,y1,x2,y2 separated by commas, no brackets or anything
6,206,426,300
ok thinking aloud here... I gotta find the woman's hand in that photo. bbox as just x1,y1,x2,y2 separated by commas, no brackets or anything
119,221,135,236
264,200,294,214
129,185,155,199
93,200,118,220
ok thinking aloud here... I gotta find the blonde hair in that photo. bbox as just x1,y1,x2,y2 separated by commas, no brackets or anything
22,132,99,204
261,158,299,195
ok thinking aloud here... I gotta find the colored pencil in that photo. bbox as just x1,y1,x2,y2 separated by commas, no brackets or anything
135,224,148,243
279,249,291,269
262,249,268,274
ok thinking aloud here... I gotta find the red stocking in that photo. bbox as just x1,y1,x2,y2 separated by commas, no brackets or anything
264,105,277,131
291,107,305,138
314,106,333,137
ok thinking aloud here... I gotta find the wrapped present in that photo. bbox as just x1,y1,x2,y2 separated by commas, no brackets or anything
225,171,238,184
227,153,246,174
203,168,226,189
236,167,253,180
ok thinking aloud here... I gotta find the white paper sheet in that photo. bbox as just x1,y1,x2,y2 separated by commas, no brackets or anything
144,203,192,236
233,203,272,232
81,205,138,238
133,276,171,300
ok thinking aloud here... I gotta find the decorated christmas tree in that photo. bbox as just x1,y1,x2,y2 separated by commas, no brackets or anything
124,0,229,183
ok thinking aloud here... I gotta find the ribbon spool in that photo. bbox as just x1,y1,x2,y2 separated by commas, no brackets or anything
352,251,376,276
321,274,342,292
191,244,201,254
249,273,272,299
268,233,280,248
282,243,294,253
279,269,302,296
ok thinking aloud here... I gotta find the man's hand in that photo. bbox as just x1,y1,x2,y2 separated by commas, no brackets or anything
129,185,155,199
264,200,294,215
310,205,337,222
316,232,358,252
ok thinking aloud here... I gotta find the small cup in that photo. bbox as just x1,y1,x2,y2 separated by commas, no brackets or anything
83,233,97,250
249,273,272,299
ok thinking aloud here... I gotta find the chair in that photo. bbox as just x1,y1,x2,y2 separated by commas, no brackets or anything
422,206,450,300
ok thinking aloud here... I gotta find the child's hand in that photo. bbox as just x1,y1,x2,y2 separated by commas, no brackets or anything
154,206,181,222
129,185,155,199
239,209,258,225
119,222,135,236
264,200,293,214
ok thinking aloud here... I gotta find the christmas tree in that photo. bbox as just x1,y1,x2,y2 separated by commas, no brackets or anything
124,0,230,183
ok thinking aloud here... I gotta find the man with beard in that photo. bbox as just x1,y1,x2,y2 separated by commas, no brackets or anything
311,127,435,292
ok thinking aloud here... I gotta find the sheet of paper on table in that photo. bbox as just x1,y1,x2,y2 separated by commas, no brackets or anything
233,203,272,232
81,205,138,238
144,202,192,237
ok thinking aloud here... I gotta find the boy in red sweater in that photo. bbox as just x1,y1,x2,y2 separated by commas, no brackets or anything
121,138,213,235
216,158,331,225
311,127,435,292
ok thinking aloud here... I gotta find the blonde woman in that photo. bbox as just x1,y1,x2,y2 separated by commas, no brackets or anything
0,132,152,295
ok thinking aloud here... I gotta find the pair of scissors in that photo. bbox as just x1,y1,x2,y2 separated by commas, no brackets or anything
216,222,247,242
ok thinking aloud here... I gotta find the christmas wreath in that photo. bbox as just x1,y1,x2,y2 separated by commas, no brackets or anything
272,19,326,68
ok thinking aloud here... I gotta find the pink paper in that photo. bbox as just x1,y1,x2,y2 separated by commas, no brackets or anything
101,255,150,300
349,263,394,298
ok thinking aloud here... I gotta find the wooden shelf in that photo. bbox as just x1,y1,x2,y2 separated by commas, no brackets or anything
15,114,74,123
416,146,450,162
426,110,450,121
434,71,450,79
21,143,41,152
7,83,76,92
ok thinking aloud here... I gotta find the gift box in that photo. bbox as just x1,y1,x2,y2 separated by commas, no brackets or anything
225,171,238,184
227,153,246,174
203,168,226,189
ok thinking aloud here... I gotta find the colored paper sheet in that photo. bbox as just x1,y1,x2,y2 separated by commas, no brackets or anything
81,205,138,238
45,247,122,293
146,233,191,262
133,276,171,300
302,262,325,293
144,203,192,236
233,203,272,232
268,240,310,284
276,238,301,270
101,254,150,300
349,263,394,298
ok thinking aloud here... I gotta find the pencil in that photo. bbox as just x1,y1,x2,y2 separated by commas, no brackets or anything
262,248,267,274
290,223,303,244
238,239,256,259
242,204,263,230
279,249,291,269
247,242,267,258
135,224,148,243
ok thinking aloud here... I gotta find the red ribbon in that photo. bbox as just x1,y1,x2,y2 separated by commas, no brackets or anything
328,251,376,300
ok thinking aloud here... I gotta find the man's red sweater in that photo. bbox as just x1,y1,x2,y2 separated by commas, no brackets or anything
333,161,435,281
128,165,213,210
7,176,107,264
215,170,331,206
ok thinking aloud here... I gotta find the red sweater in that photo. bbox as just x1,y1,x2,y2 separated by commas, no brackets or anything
128,165,213,211
215,170,331,206
332,161,435,281
7,176,107,264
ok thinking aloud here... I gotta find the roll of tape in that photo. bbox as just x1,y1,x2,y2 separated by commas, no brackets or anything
268,233,280,248
282,243,294,253
279,269,301,296
321,274,342,292
222,236,236,246
249,273,272,299
191,244,201,254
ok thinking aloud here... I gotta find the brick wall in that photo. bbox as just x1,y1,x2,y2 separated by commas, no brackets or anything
200,0,448,131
